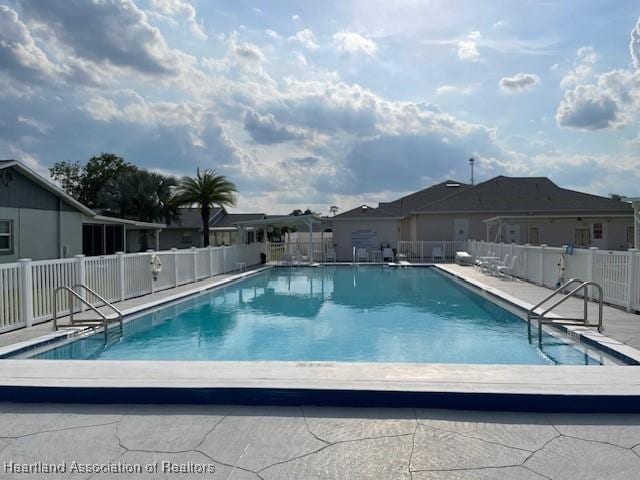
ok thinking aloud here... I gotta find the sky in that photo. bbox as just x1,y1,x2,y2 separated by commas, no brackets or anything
1,0,640,215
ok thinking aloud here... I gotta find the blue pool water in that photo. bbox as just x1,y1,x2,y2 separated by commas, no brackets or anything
33,267,606,365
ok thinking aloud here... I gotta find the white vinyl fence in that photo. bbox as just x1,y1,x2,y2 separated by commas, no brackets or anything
266,241,333,263
397,241,469,261
0,243,264,333
467,240,640,313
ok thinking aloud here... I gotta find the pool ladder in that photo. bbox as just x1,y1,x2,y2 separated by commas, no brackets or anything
527,278,603,345
53,284,123,344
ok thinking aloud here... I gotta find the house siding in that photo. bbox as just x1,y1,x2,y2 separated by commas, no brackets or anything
333,219,400,261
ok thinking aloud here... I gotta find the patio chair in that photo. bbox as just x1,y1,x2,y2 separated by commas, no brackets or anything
326,247,337,262
432,246,444,261
496,255,517,278
489,254,510,276
356,248,368,263
455,251,473,266
382,247,394,262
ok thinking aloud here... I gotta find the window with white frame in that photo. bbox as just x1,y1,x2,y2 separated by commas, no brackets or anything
593,223,603,240
0,220,12,252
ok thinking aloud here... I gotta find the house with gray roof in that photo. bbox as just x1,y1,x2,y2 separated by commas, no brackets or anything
332,176,634,261
0,160,165,262
160,208,266,249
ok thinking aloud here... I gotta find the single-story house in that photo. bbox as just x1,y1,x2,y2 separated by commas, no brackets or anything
332,176,634,261
160,208,266,249
0,160,165,262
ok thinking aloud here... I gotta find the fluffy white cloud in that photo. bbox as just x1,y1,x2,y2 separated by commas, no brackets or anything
499,73,540,92
631,17,640,69
20,0,191,76
288,29,319,50
457,31,481,61
436,85,473,95
148,0,207,40
332,31,377,56
556,22,640,131
0,5,58,83
244,110,305,144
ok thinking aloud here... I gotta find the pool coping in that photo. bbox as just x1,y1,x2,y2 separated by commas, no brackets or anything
2,263,640,411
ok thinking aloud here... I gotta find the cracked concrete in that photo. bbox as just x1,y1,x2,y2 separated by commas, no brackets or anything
0,403,639,479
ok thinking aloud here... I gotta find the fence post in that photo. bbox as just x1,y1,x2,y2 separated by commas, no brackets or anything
18,258,33,327
191,246,197,283
75,254,86,311
539,244,546,286
587,246,598,300
522,244,529,280
627,249,638,312
171,248,178,287
116,252,125,301
222,246,227,274
208,245,214,277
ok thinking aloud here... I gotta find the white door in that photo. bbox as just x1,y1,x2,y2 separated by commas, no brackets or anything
454,219,469,241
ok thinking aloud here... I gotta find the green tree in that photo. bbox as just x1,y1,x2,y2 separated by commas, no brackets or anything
174,169,238,247
98,169,179,224
50,153,134,208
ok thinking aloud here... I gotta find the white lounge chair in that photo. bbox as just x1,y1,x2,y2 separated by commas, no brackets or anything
432,246,444,261
382,248,394,262
455,251,473,266
489,254,510,276
356,248,368,263
325,247,336,262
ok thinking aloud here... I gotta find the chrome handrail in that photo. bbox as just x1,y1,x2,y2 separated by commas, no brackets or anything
527,278,604,345
52,284,123,343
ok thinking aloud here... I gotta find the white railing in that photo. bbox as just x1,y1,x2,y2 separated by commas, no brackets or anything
0,243,265,333
466,240,640,313
397,241,469,261
266,241,333,263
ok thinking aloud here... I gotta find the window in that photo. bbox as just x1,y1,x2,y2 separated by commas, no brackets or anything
593,223,603,240
181,231,193,244
0,220,12,252
529,227,539,245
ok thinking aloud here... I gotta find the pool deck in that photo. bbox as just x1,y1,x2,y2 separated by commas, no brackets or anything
2,402,640,479
435,264,640,362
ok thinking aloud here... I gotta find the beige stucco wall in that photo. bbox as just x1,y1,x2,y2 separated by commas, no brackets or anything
0,206,84,262
332,219,400,261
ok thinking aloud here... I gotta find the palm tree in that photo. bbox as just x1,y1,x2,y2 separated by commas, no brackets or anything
174,169,237,247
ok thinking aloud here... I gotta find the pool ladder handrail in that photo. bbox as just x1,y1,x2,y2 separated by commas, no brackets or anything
527,278,604,345
53,284,123,344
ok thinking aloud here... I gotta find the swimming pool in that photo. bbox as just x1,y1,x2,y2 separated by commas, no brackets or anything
31,267,610,365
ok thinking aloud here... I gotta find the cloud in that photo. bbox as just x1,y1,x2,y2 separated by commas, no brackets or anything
19,0,190,76
332,31,377,56
288,29,319,50
148,0,207,40
499,73,540,92
0,5,58,83
457,32,481,61
436,85,473,95
244,110,305,144
265,29,281,40
556,21,640,131
233,42,265,66
631,17,640,69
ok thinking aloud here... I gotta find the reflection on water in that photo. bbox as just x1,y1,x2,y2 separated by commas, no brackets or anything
35,267,605,365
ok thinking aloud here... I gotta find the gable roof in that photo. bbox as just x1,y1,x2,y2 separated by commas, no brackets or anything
0,159,95,216
334,179,470,219
380,180,470,215
414,176,633,214
334,204,402,219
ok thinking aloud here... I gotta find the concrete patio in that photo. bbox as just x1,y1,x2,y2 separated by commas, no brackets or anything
1,402,640,479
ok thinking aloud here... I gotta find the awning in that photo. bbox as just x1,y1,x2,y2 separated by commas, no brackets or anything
84,215,166,230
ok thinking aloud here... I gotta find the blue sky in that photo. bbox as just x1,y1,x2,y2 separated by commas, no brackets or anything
1,0,639,214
